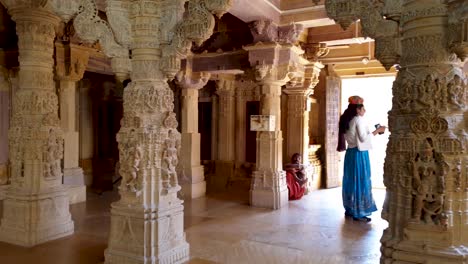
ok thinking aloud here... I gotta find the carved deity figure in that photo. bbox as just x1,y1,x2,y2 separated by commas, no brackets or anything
396,78,412,112
122,145,142,193
44,131,62,179
411,140,446,225
162,129,180,193
447,75,465,109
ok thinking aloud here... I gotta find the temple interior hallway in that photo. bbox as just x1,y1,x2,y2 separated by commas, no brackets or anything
0,188,386,264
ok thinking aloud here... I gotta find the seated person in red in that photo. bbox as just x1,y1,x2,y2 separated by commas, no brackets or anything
284,153,307,200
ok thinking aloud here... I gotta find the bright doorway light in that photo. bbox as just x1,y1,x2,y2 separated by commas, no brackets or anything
340,76,395,188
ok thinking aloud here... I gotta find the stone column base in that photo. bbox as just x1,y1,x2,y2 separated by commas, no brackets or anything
63,167,86,204
180,165,205,199
389,244,468,264
67,185,86,204
250,170,288,209
181,181,206,200
0,188,74,247
104,203,189,264
63,167,85,185
209,160,234,192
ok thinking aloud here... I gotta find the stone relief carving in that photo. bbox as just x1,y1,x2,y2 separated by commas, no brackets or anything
161,0,232,79
161,129,181,195
100,1,233,262
43,129,64,180
326,0,400,70
176,71,211,90
69,0,131,77
0,1,75,246
248,19,304,45
105,0,130,48
410,139,447,226
325,0,468,262
392,73,466,114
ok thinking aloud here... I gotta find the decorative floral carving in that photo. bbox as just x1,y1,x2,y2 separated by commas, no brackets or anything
160,0,230,79
73,0,130,59
105,0,131,48
49,0,80,22
324,0,360,30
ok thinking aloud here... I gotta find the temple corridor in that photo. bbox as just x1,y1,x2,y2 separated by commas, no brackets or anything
0,188,386,264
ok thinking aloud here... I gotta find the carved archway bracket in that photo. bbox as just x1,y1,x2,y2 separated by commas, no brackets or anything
48,0,131,79
160,0,233,80
325,0,400,70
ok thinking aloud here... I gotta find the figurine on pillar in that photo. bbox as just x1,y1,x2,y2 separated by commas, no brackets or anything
410,139,446,225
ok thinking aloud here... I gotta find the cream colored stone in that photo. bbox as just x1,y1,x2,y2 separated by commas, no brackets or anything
67,185,86,205
0,5,74,247
177,71,210,199
326,0,468,263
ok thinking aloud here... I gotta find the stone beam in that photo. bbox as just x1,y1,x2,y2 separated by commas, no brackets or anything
191,50,248,73
307,22,364,45
228,0,280,24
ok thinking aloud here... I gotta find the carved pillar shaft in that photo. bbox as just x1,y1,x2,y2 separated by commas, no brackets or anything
55,43,89,197
216,76,236,161
284,91,310,164
180,88,205,199
104,3,189,263
0,8,74,246
251,81,288,209
212,75,236,191
378,1,468,263
59,80,84,184
235,89,247,163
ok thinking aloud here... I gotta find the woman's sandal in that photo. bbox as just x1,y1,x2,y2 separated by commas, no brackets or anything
353,216,371,222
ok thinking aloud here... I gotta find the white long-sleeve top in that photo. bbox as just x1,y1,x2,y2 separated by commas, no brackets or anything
344,116,373,151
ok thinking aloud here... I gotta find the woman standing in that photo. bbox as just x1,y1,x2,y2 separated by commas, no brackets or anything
337,96,386,222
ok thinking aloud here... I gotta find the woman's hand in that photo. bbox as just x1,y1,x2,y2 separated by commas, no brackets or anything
372,125,386,135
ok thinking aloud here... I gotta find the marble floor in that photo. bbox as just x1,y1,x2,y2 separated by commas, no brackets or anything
0,188,387,264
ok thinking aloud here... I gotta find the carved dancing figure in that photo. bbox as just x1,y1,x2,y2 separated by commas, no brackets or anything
162,129,180,192
125,145,142,192
447,75,465,109
411,140,445,224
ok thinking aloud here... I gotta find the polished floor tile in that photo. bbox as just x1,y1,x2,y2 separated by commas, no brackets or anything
0,188,386,264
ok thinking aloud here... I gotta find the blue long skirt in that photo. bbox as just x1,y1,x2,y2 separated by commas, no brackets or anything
342,147,377,218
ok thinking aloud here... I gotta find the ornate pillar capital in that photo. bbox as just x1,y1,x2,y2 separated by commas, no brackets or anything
303,42,329,62
176,71,211,90
244,42,308,86
248,19,304,44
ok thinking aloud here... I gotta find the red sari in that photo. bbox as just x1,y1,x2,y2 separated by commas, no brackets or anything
286,169,306,200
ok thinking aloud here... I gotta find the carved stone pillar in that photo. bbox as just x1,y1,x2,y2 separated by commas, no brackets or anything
177,71,210,199
250,74,288,209
214,74,236,190
100,1,233,263
284,43,327,167
245,20,306,209
0,6,74,246
325,0,468,263
55,42,89,204
283,89,311,164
